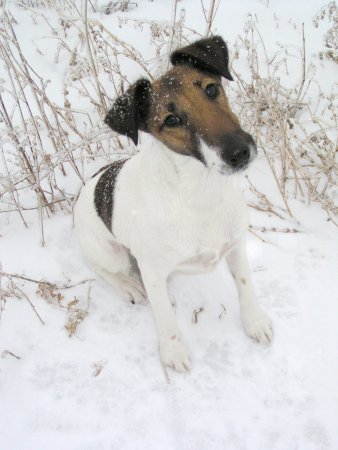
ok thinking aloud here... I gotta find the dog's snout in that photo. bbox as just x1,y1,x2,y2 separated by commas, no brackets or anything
221,132,256,169
227,146,249,166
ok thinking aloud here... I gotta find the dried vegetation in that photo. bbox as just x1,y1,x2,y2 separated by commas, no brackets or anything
0,0,337,330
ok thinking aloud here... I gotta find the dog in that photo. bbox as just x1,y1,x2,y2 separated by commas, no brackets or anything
75,36,273,372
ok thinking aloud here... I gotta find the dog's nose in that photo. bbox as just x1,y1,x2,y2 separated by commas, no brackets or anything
221,132,255,169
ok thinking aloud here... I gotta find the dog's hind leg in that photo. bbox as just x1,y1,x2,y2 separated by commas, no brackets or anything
79,231,147,304
94,267,147,304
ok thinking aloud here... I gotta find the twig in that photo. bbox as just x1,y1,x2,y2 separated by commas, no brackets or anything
0,271,94,290
15,284,45,325
249,225,301,233
0,198,70,214
1,350,21,360
218,304,227,320
249,228,268,243
192,307,204,324
167,0,179,69
83,0,106,112
204,0,220,37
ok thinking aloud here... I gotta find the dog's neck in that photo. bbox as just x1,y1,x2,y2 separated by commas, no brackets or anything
140,137,238,210
145,138,234,185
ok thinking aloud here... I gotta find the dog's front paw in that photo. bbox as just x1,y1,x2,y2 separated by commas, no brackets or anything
241,305,273,345
160,337,191,373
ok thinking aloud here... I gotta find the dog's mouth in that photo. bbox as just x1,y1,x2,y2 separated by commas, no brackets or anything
216,161,250,176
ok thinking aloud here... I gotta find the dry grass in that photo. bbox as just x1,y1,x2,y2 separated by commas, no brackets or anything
229,13,337,227
0,269,93,333
0,1,336,233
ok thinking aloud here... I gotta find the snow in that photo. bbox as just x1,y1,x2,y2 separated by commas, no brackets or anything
1,1,338,449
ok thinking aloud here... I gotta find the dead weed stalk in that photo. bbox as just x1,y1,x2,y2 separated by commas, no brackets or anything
230,14,337,227
1,1,336,236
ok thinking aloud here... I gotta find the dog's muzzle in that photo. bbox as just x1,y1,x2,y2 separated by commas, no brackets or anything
220,132,257,170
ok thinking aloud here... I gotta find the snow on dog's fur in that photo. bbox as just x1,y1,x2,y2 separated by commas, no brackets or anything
75,36,272,372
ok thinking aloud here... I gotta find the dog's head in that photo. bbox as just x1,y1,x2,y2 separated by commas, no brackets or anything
105,36,257,174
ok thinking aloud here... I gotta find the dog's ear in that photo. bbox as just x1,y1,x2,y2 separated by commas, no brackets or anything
170,36,233,81
105,78,151,146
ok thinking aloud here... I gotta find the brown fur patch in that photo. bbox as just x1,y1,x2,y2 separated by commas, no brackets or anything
147,65,241,156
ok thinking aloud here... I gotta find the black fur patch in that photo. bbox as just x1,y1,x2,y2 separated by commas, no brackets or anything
91,163,112,179
93,159,128,232
170,36,233,81
104,79,151,146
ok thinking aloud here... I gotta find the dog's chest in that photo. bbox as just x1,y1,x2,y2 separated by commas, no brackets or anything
171,189,246,272
113,148,249,268
176,240,237,273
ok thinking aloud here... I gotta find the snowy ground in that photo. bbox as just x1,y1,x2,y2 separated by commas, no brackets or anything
1,1,338,449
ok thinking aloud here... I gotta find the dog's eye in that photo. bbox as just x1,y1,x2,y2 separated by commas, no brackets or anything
205,83,219,99
164,115,181,127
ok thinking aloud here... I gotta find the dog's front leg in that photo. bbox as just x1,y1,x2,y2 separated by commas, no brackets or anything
226,237,273,344
139,265,191,372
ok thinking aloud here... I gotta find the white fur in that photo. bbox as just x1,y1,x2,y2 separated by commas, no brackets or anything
75,138,272,372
